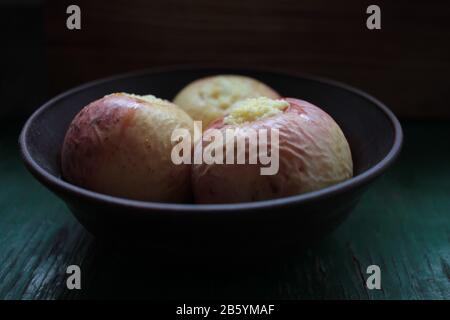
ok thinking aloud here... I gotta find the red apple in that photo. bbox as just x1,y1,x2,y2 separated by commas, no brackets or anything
61,93,195,202
192,97,353,203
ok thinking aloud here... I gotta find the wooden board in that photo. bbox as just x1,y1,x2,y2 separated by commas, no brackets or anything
1,119,449,299
44,0,450,119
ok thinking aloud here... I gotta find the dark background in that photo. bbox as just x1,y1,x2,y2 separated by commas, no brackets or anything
1,0,450,120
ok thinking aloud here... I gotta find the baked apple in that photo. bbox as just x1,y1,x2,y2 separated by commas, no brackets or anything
173,75,280,128
192,97,353,203
61,93,195,202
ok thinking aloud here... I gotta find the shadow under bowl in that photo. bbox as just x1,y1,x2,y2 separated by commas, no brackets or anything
19,67,403,255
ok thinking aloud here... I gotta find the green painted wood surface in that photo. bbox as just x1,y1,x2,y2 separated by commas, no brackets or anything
0,119,449,300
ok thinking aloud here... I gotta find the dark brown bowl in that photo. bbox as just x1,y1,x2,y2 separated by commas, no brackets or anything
19,67,402,254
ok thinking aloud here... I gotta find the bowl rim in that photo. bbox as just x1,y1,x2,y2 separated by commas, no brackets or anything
19,66,403,212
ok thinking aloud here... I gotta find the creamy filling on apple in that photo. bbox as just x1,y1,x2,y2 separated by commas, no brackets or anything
223,97,289,125
198,77,255,111
120,93,169,106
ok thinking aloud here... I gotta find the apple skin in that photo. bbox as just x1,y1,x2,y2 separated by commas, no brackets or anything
173,75,280,128
192,98,353,204
61,93,195,202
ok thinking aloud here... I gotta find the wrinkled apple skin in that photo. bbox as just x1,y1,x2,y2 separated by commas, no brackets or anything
173,75,280,128
192,98,353,204
61,93,195,202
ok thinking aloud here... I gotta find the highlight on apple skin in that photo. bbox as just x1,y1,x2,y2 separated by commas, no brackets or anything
173,75,280,128
61,93,196,202
191,97,353,204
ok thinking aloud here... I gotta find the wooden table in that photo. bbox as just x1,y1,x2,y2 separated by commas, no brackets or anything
0,119,449,299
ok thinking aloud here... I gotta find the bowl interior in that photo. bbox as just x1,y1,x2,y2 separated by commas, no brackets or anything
23,68,396,203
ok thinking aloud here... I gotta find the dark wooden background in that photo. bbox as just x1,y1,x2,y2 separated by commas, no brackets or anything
42,0,450,119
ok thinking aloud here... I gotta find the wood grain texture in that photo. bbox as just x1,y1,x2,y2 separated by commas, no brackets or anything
44,0,450,118
0,119,449,299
